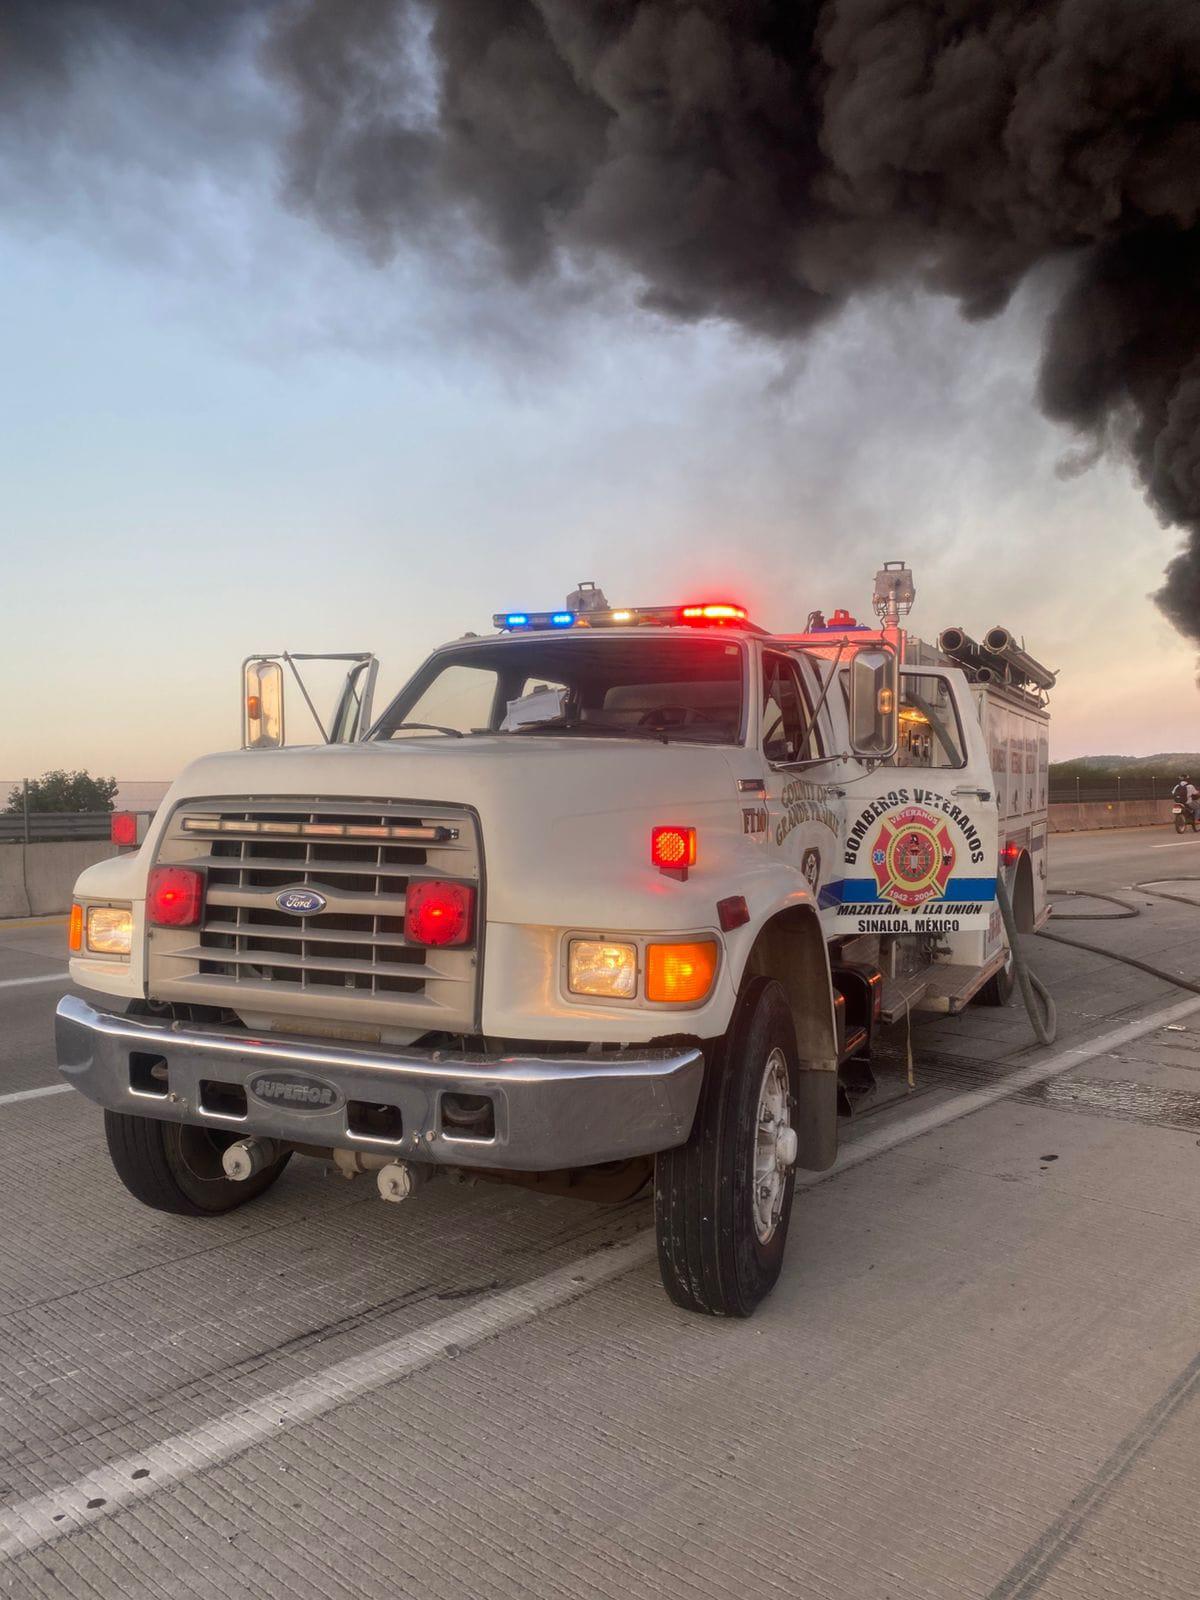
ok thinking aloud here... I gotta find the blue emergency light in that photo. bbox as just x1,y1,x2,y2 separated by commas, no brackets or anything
495,609,577,631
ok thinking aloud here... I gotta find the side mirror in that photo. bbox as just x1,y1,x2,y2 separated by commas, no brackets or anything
848,647,898,760
243,660,285,749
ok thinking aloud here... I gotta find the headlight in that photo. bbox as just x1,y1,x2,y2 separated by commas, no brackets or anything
568,939,638,999
85,905,133,956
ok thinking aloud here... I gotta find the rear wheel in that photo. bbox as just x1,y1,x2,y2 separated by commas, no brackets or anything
1176,812,1188,834
975,942,1015,1007
104,1111,291,1216
655,977,800,1317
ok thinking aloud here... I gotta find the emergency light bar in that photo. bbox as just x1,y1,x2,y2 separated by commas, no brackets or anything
492,602,753,632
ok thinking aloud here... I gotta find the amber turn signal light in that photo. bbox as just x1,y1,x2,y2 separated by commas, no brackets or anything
645,940,718,1004
68,903,84,953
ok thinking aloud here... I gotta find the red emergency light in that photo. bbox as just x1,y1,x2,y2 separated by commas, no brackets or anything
147,866,205,927
681,603,747,623
651,826,697,871
110,811,138,848
405,880,475,947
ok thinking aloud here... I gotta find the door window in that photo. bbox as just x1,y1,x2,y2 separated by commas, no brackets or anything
761,653,823,764
894,674,966,768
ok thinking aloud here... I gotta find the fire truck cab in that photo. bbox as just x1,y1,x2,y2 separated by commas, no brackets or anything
56,562,1053,1317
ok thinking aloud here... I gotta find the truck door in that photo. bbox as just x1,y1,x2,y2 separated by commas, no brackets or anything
757,649,842,907
834,666,998,937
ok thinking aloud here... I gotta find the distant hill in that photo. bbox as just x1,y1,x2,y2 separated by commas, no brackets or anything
1050,754,1200,786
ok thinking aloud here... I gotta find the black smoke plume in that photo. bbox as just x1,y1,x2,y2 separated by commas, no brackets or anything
5,1,1200,636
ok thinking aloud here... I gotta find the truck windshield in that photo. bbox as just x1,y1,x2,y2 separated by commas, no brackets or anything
372,636,746,744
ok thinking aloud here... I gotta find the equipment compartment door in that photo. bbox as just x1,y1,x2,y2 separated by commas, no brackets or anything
833,668,998,936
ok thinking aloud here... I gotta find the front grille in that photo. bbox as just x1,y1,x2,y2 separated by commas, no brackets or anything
147,798,481,1033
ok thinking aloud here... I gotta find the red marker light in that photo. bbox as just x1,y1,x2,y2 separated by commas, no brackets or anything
111,811,137,848
147,866,205,927
1000,841,1022,867
717,895,750,931
405,880,475,947
651,826,697,870
681,603,747,623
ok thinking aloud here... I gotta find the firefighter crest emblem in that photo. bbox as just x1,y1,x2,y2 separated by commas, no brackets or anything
870,805,955,910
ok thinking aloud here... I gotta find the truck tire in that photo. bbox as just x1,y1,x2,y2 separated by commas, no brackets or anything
104,1111,291,1216
655,977,800,1317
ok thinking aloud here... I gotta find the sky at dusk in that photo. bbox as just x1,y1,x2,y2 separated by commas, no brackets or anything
1,13,1195,782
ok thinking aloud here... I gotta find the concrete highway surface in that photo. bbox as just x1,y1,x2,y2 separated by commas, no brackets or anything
3,827,1200,1598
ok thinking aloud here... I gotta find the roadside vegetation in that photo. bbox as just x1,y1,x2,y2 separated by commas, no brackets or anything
4,771,117,814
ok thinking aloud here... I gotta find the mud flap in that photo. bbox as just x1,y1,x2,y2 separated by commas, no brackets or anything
794,1065,838,1171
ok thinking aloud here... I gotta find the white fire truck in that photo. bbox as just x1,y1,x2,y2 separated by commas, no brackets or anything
57,563,1053,1317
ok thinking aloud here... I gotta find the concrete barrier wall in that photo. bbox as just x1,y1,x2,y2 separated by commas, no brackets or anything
0,842,117,918
1048,799,1176,833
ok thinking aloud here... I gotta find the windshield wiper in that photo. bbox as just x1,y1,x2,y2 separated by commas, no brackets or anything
388,722,465,738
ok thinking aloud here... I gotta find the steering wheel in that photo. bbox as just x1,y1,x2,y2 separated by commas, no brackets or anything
638,706,694,729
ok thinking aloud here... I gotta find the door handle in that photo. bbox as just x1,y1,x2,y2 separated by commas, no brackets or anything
952,785,992,801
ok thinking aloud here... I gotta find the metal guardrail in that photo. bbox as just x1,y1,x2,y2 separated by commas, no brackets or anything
1048,779,1171,803
0,811,116,844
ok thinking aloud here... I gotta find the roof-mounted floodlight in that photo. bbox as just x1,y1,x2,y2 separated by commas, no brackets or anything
566,580,610,614
872,561,915,628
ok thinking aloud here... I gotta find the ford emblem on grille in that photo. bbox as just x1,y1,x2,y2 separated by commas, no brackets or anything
248,1071,344,1113
275,888,327,915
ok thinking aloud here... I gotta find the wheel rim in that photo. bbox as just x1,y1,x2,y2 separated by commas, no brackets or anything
753,1047,795,1244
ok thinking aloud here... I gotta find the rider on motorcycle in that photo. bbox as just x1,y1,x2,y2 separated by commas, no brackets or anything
1171,775,1199,830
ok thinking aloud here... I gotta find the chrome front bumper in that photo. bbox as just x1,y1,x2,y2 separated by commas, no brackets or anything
55,994,704,1171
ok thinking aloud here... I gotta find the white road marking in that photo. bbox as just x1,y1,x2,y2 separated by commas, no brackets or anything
0,1233,657,1561
0,1084,72,1109
1151,840,1200,849
4,988,1200,1561
0,973,67,991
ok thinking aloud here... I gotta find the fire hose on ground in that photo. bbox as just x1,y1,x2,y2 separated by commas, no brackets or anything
1013,881,1200,1049
997,873,1058,1045
995,875,1200,1047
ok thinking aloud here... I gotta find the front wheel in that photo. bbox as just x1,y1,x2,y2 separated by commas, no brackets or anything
104,1111,291,1216
654,977,801,1317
